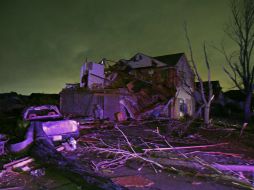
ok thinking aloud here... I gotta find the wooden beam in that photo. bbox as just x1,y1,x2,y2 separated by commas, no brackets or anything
213,164,254,172
3,145,64,170
143,142,228,151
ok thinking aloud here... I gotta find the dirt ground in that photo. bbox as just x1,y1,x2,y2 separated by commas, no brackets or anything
1,119,254,190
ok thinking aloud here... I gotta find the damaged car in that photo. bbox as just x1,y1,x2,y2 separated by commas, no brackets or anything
23,105,79,142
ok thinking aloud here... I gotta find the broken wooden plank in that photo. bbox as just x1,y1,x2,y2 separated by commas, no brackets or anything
3,157,31,170
143,142,228,151
11,158,34,170
213,164,254,172
3,145,64,171
0,187,24,190
185,151,242,158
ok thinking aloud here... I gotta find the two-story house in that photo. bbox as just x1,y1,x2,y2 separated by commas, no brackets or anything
60,52,195,120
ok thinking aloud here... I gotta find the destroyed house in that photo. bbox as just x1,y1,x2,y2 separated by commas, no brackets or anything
60,52,195,120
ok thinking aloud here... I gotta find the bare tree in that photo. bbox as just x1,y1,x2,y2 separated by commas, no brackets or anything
184,24,214,126
222,0,254,122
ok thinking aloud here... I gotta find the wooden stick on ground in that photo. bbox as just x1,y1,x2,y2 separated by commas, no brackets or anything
213,164,254,172
143,142,228,151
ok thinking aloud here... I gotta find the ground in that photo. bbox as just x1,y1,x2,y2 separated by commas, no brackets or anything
1,118,254,190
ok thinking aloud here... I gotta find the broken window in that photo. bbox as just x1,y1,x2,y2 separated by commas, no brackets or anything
179,98,187,117
81,72,88,88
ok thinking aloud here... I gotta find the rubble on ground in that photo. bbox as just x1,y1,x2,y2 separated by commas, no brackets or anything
1,118,254,189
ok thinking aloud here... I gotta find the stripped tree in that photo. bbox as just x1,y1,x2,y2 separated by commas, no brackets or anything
220,0,254,122
184,24,214,126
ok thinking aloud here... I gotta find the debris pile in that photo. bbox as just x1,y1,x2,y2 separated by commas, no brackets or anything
60,52,195,121
1,118,254,189
74,120,254,189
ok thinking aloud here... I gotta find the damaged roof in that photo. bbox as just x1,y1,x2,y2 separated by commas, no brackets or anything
118,52,184,70
119,53,165,69
153,53,184,66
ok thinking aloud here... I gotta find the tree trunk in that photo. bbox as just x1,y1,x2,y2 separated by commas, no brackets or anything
29,121,127,190
244,92,252,122
204,104,210,126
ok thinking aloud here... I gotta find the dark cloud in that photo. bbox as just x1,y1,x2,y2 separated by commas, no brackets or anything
0,0,234,94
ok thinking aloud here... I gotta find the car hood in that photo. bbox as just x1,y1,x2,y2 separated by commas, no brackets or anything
42,120,78,136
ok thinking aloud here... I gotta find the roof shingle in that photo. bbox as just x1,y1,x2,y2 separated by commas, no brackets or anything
153,53,184,66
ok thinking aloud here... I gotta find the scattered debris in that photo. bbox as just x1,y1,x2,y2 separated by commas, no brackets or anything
20,166,31,172
30,168,45,177
1,104,254,190
88,125,164,171
75,120,254,189
62,138,77,151
29,121,127,190
3,145,64,171
62,142,73,151
68,137,77,150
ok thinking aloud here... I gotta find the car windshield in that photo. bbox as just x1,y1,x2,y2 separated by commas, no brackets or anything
28,109,58,116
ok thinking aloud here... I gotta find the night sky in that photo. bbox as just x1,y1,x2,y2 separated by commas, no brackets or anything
0,0,235,95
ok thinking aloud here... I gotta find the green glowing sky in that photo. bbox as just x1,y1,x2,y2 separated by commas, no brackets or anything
0,0,236,94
